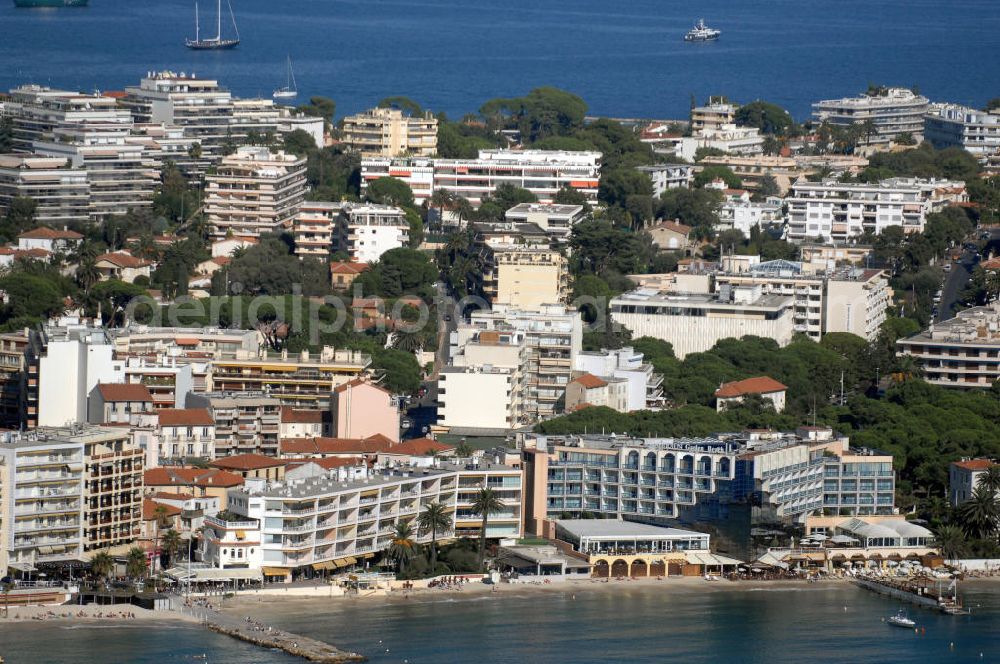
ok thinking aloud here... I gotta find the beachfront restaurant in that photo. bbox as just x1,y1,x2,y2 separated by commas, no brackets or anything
495,544,592,580
760,517,939,572
553,519,740,577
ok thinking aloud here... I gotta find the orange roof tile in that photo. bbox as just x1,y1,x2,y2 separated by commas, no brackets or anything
142,499,181,521
18,226,83,240
714,376,788,398
143,467,244,489
280,407,325,424
96,251,150,268
571,373,608,389
96,383,153,402
158,408,213,427
953,459,996,472
329,261,368,275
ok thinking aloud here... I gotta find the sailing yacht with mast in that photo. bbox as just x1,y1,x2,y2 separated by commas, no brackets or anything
273,57,298,99
186,0,240,50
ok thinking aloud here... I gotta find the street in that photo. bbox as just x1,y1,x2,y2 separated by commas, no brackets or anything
400,282,456,438
936,248,977,322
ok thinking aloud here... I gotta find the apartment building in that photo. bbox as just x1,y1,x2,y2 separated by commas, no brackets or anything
0,431,85,574
521,428,895,538
205,146,307,240
157,408,216,462
5,84,131,152
785,178,932,242
635,163,695,196
896,301,1000,388
438,365,523,430
812,87,930,146
359,158,435,205
0,331,27,428
676,124,764,161
112,326,260,361
452,305,583,421
23,320,125,428
361,150,602,207
292,201,345,261
690,101,737,134
144,466,244,510
78,426,144,553
714,376,787,412
925,105,1000,160
0,425,144,574
186,392,281,457
504,203,587,242
573,346,664,411
207,348,371,407
335,203,409,264
0,155,90,226
341,107,438,157
699,154,869,195
717,198,783,237
710,257,891,342
122,356,195,410
225,460,522,576
34,121,158,219
481,245,569,311
609,286,794,359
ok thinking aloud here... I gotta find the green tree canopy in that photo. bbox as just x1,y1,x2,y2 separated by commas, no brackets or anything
365,177,415,208
735,101,794,135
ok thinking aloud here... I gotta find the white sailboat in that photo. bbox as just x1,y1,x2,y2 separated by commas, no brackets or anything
186,0,240,50
273,56,298,99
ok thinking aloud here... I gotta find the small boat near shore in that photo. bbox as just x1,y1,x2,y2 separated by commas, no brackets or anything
887,609,916,628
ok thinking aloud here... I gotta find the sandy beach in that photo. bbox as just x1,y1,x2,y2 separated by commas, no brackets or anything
0,602,196,624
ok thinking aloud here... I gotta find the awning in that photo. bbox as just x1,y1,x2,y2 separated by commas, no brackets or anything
236,530,246,540
312,561,336,571
333,556,357,567
262,567,290,577
37,545,54,555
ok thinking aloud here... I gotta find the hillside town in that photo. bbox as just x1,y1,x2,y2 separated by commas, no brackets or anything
3,75,1000,623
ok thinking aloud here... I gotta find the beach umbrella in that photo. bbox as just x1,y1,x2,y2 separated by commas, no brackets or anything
830,535,857,544
810,534,829,541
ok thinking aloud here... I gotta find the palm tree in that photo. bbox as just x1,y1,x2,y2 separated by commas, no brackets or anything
161,529,183,568
417,502,451,572
429,188,454,231
391,329,423,353
153,504,172,573
980,465,1000,496
76,253,101,293
387,522,418,574
125,547,148,582
470,487,505,569
90,551,115,585
957,484,1000,540
934,524,968,560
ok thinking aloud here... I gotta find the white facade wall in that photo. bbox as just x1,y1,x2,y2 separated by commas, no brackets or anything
38,337,123,427
438,369,516,429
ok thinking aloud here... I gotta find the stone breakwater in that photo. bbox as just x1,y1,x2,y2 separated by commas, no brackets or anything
207,622,366,663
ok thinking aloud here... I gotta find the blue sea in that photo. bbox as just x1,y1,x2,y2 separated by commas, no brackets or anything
4,582,1000,663
0,0,998,121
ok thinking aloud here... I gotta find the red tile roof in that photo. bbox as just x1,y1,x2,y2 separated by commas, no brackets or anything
392,438,455,456
18,226,83,240
96,251,150,268
953,459,996,472
280,407,325,424
714,376,788,398
210,454,286,471
142,499,181,521
96,382,154,402
158,408,214,427
571,373,608,389
144,467,244,489
650,220,692,236
151,491,195,501
330,261,368,275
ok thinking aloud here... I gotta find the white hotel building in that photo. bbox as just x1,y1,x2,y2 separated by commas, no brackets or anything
925,105,1000,160
812,88,930,146
361,149,602,207
225,462,522,576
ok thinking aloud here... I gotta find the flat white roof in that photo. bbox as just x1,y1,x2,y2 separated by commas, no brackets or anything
555,519,706,540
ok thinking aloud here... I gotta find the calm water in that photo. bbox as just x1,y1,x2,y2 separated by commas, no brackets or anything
0,0,999,120
5,583,1000,663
